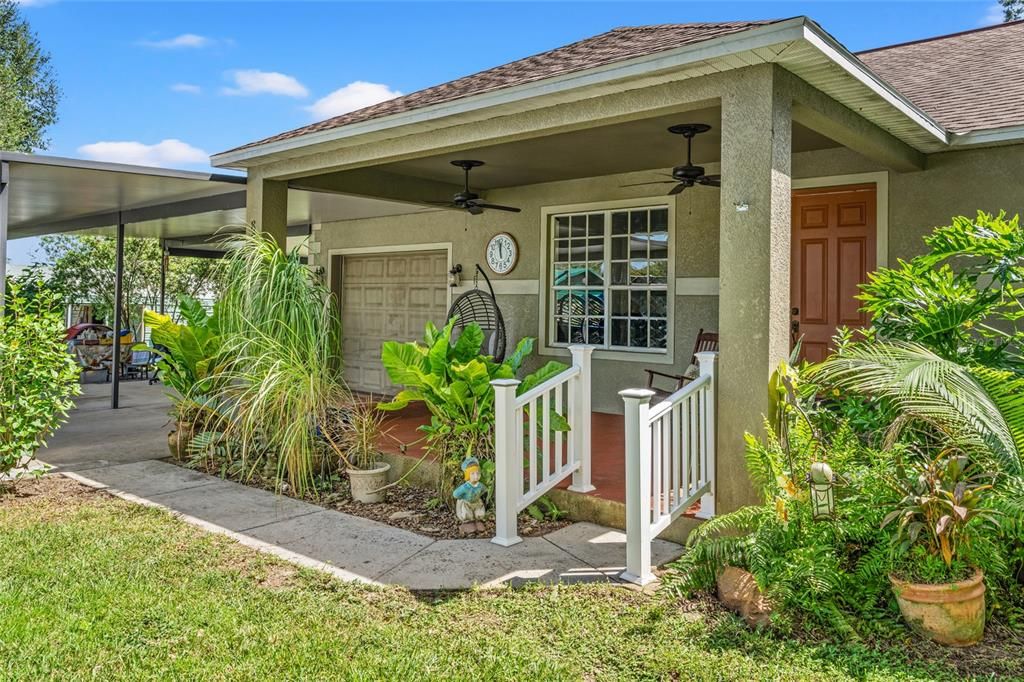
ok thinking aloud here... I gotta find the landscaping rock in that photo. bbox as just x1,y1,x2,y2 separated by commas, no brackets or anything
388,511,421,521
717,566,773,628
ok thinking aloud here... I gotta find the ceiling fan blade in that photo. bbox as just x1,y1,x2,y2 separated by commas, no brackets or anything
472,203,521,213
668,183,688,196
697,175,721,187
620,180,677,188
466,205,485,216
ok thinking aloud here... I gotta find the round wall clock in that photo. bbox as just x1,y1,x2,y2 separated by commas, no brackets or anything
486,232,518,275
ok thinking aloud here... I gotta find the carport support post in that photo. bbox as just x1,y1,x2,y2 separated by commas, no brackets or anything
0,161,9,309
111,217,125,409
159,239,167,314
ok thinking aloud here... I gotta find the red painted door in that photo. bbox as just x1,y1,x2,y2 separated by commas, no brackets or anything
791,184,877,363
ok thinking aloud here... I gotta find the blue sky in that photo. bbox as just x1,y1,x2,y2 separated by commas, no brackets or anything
7,0,1009,262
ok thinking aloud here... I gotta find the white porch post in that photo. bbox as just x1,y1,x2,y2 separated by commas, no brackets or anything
621,388,655,586
695,351,718,520
567,345,595,493
491,378,522,547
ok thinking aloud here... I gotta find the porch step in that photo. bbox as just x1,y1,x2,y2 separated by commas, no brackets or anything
547,488,702,546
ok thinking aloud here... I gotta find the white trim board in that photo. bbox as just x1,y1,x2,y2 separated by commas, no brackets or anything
792,171,889,268
675,277,718,296
452,279,538,296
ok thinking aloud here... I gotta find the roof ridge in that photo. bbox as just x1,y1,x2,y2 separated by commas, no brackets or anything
858,18,1024,55
609,21,775,32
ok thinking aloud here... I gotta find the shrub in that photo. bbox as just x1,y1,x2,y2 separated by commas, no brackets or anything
0,281,81,478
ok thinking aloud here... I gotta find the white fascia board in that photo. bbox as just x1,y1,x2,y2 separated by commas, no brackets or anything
211,18,810,168
949,123,1024,148
798,21,949,146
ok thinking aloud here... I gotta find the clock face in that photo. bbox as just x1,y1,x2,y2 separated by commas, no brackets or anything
486,233,518,275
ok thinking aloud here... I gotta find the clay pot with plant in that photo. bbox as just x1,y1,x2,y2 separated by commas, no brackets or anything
324,400,392,504
882,451,999,646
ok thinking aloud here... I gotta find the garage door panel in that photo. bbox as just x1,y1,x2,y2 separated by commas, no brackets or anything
340,250,448,395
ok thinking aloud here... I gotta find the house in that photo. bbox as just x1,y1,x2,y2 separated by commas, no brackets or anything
212,17,1024,517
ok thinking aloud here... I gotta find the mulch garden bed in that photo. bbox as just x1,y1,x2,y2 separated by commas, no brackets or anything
168,456,570,540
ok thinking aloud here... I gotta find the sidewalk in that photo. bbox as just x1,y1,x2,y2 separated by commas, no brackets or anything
61,459,684,589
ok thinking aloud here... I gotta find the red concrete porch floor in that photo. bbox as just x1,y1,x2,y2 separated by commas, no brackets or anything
378,403,628,503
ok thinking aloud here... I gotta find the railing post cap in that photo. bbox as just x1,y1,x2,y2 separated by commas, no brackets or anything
695,351,718,361
619,388,656,401
568,344,594,355
491,378,522,387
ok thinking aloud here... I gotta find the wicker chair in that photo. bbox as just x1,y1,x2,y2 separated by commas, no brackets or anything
446,265,507,361
644,329,719,400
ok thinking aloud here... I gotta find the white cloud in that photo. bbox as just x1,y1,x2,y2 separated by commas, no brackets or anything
221,69,309,98
980,3,1005,25
170,83,202,95
139,33,214,49
77,139,209,168
306,81,402,120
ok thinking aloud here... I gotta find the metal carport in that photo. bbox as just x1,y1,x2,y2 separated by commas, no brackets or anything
0,151,427,408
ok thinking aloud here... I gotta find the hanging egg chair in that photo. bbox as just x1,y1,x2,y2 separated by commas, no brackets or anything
446,264,507,361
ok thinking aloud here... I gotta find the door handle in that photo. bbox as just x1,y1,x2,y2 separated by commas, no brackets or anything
790,319,800,334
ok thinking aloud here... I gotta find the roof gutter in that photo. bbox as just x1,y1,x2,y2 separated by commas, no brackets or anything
212,16,951,168
0,150,246,184
949,123,1024,148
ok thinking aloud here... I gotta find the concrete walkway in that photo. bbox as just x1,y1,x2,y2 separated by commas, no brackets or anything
42,382,683,589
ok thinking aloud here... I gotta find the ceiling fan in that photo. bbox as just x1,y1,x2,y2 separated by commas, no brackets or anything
622,123,721,196
427,160,521,215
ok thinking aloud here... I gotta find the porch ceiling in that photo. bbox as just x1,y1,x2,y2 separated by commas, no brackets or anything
370,108,838,190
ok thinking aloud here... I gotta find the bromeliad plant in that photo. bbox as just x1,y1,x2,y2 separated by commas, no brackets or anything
379,318,568,504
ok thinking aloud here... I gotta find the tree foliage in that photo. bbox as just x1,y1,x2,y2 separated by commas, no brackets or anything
0,0,59,151
39,235,225,334
1001,0,1024,21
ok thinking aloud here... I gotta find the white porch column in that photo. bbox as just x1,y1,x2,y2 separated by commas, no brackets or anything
716,64,793,512
491,378,523,547
246,168,289,250
620,388,655,586
567,345,595,493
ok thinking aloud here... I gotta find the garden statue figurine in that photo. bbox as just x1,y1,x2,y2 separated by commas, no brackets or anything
453,455,486,535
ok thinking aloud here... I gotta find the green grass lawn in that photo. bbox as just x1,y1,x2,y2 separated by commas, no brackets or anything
0,476,1016,681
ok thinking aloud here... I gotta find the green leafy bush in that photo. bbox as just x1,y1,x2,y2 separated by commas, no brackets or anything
859,211,1024,371
0,281,81,478
379,318,568,505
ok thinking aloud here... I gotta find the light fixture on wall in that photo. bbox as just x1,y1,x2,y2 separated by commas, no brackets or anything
734,201,749,213
448,264,463,288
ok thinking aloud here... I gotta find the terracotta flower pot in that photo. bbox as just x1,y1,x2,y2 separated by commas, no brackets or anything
889,569,986,646
347,462,391,503
167,421,194,461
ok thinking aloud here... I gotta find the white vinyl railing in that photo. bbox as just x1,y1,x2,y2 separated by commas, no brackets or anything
620,351,718,585
491,345,594,546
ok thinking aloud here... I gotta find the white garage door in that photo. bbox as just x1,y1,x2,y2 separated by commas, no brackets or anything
340,250,448,394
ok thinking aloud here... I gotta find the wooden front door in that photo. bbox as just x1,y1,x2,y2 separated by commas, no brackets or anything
791,184,877,363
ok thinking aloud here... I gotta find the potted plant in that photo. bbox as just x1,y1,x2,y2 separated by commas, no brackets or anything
325,399,391,504
882,451,999,646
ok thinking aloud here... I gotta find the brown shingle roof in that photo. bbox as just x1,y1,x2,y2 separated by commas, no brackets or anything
221,21,781,156
858,20,1024,134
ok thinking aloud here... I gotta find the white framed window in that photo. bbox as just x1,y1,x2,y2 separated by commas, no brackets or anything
547,204,670,353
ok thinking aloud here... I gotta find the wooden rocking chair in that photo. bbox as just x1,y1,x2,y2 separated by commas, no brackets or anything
644,329,719,400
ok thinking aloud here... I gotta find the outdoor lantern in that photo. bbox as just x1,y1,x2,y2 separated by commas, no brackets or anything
809,461,835,520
